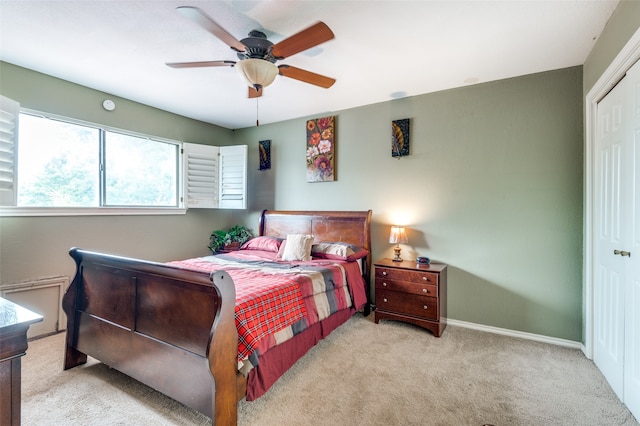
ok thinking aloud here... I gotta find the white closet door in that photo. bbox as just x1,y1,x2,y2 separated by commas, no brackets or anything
594,74,629,400
594,58,640,421
623,59,640,419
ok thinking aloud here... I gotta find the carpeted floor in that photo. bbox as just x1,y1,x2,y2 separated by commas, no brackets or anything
21,314,638,425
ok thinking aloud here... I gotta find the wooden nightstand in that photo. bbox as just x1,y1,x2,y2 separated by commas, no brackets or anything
374,258,447,337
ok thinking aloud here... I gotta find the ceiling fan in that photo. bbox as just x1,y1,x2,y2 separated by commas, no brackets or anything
166,6,336,98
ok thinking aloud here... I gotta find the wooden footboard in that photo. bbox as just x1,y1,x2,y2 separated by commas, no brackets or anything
62,248,238,425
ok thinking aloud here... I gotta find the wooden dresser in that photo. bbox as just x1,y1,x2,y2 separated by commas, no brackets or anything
0,297,43,425
374,259,447,337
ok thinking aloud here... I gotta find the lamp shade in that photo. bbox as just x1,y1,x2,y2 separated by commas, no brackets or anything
236,59,279,89
389,226,408,244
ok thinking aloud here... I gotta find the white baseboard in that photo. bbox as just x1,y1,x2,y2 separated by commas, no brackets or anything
447,319,583,350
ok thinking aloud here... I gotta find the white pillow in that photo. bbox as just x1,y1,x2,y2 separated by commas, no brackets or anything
280,234,314,261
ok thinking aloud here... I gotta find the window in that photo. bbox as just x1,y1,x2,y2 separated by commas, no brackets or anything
103,131,178,207
17,113,100,207
0,96,247,215
15,112,180,208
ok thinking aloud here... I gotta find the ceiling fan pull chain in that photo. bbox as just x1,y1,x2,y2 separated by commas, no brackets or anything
256,96,259,126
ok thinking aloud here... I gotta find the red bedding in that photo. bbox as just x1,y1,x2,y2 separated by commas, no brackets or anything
167,249,368,365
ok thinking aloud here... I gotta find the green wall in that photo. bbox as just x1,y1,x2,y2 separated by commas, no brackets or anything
0,62,238,284
236,67,584,341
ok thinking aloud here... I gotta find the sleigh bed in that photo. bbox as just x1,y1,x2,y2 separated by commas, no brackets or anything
62,209,372,425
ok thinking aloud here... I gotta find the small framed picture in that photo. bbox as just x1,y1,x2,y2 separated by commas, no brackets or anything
259,139,271,170
392,118,410,157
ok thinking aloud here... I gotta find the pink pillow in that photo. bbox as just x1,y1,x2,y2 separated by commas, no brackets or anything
240,236,283,253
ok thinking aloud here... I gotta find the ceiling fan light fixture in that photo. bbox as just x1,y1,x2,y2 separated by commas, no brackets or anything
236,59,278,89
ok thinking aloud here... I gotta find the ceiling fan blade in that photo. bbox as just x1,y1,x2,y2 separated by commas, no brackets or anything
176,6,246,52
271,22,334,59
166,60,236,69
278,65,336,88
248,86,263,98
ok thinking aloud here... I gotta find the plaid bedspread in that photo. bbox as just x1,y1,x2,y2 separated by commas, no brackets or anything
167,250,365,363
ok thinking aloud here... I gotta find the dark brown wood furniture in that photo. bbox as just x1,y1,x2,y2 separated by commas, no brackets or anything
374,259,447,337
0,297,43,426
62,209,372,426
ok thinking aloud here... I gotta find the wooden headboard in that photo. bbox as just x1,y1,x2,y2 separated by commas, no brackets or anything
258,209,373,282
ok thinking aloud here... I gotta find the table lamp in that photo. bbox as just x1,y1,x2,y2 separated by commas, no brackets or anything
389,225,408,262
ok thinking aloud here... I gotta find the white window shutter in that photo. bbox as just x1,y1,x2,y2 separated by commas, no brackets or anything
0,96,19,206
219,145,247,209
183,143,219,208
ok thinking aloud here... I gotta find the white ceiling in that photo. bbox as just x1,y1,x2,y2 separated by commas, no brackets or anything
0,0,619,130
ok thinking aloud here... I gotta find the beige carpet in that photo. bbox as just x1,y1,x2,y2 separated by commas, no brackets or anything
21,314,638,425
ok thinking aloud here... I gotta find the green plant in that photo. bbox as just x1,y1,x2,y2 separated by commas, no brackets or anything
208,229,228,253
208,225,252,253
227,225,252,245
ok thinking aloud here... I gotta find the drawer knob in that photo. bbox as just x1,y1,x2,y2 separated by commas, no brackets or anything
383,298,388,303
422,288,429,293
422,276,428,281
382,271,387,276
383,282,387,287
423,305,428,310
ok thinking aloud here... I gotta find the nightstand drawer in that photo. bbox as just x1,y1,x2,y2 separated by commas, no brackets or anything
375,267,439,285
375,278,437,297
376,289,438,320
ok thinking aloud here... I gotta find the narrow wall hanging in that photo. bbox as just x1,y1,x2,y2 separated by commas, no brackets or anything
306,116,335,182
258,139,271,170
392,118,410,158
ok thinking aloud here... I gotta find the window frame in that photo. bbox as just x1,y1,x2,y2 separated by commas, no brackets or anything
0,107,187,217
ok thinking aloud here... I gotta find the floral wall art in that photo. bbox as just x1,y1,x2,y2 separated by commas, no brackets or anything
306,116,335,182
